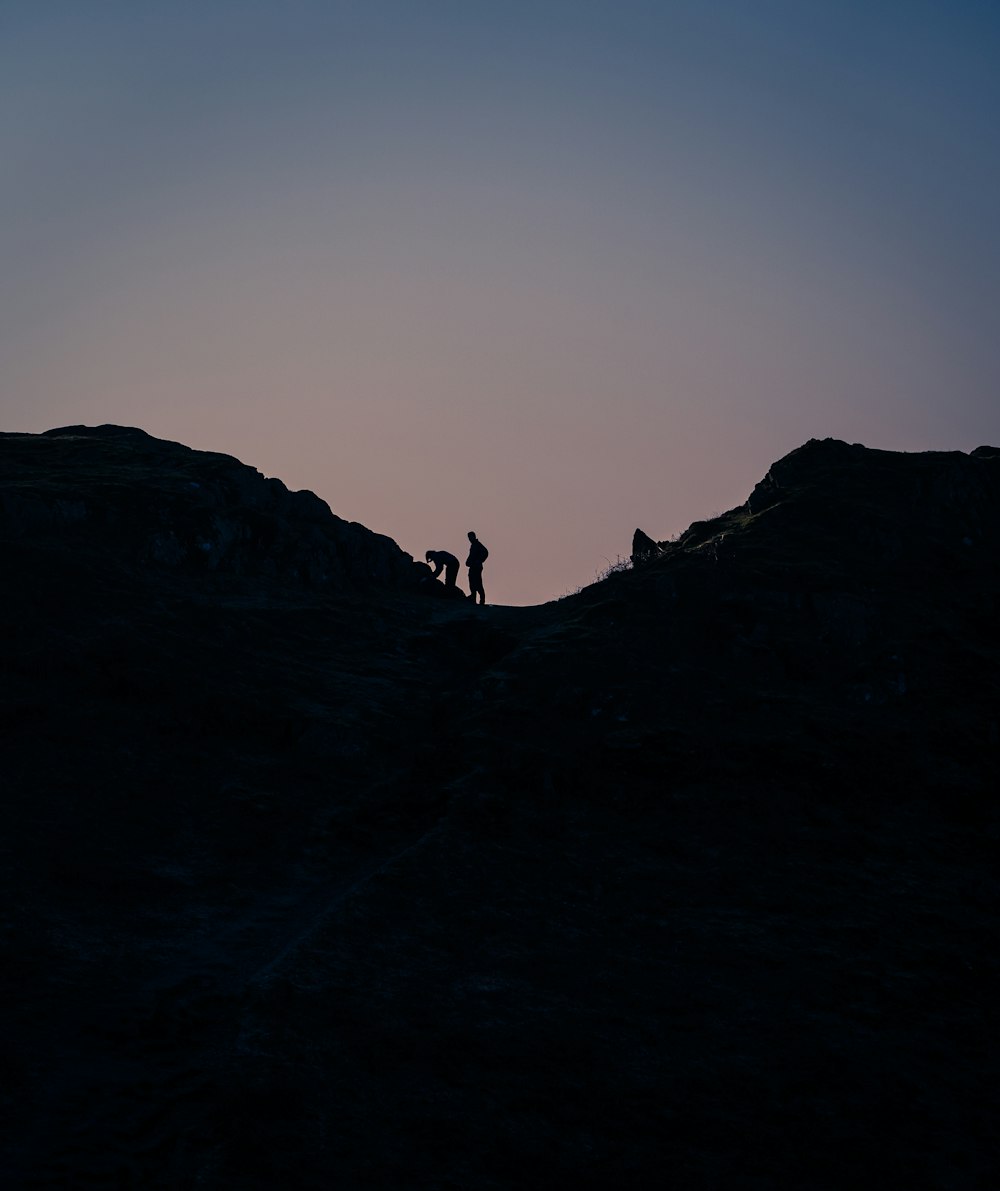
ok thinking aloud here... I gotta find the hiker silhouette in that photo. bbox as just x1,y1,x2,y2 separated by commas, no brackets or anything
466,531,488,605
425,549,460,589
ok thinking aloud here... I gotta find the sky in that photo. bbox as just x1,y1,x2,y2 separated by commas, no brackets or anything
2,1,999,605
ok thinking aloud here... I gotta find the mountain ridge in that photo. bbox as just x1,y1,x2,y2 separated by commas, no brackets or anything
0,423,421,590
1,425,997,1188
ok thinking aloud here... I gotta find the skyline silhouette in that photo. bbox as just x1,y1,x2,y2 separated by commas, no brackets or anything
3,1,999,603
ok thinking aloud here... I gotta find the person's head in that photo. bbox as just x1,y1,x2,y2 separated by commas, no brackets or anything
467,531,476,542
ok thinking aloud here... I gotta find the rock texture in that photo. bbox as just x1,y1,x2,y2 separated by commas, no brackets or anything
0,424,420,588
1,430,998,1189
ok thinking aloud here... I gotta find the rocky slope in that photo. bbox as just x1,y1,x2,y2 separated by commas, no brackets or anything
1,429,997,1188
0,424,420,588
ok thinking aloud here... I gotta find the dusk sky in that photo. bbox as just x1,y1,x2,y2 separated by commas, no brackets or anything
3,1,999,604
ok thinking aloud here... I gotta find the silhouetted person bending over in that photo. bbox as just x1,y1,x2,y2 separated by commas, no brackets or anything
466,531,488,605
425,549,460,589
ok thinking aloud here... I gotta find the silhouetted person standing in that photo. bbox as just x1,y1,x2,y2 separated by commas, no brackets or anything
425,549,460,589
466,531,488,605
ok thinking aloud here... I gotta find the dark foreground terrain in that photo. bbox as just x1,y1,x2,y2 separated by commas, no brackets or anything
1,426,998,1188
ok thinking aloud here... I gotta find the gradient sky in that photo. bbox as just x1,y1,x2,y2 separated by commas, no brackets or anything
3,1,999,604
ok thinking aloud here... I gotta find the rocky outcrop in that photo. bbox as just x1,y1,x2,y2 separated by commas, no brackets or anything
620,437,1000,583
0,425,420,588
743,437,1000,556
630,527,663,565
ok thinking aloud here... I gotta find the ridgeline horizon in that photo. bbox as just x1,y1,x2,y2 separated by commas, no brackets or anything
3,422,999,602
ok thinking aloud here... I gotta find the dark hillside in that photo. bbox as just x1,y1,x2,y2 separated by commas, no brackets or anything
0,424,419,588
1,429,997,1188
